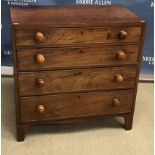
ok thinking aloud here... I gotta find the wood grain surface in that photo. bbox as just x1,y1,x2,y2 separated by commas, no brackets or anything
20,90,133,123
16,27,142,46
17,45,139,70
18,66,137,96
10,5,146,141
10,5,141,27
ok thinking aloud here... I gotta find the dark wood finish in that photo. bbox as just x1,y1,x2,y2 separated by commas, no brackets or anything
17,124,27,141
18,67,137,96
132,21,146,111
124,114,133,130
10,5,141,27
12,27,19,123
16,27,142,46
10,5,146,141
20,90,133,123
17,45,139,70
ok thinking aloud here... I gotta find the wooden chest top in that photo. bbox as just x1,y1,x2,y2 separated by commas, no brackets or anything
10,5,142,27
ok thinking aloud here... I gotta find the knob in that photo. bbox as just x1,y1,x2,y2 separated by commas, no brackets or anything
35,53,45,64
37,105,45,114
112,98,121,106
118,31,128,40
34,32,45,42
36,79,45,87
114,74,124,82
117,51,126,60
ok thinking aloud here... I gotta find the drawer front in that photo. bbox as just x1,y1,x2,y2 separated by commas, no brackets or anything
16,27,142,46
18,66,137,96
20,90,133,123
17,45,139,70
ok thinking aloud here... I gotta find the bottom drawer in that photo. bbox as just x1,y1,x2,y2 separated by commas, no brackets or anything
20,90,133,123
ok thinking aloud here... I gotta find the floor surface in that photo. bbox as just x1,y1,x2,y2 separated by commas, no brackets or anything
1,78,154,155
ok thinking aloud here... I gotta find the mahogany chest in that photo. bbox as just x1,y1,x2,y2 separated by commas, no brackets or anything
10,5,146,141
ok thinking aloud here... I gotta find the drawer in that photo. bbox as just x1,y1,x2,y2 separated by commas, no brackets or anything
18,66,137,96
17,45,139,70
20,90,133,123
16,27,142,46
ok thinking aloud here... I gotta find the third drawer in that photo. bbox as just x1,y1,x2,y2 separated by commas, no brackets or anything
18,66,137,96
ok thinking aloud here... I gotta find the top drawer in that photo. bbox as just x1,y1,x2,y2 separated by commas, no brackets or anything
15,27,142,46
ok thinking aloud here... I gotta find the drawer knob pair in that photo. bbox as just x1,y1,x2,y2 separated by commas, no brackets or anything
37,105,45,114
37,100,121,114
118,31,128,40
34,31,127,42
115,74,124,82
112,99,121,106
34,32,46,42
35,51,126,64
35,54,45,64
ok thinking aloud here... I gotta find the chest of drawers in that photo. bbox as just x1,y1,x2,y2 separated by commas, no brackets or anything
10,5,146,141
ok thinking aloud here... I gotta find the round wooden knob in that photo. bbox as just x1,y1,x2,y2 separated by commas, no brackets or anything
36,79,45,87
37,105,45,114
117,51,126,60
34,32,45,42
35,54,45,64
112,99,121,106
114,74,124,82
118,31,128,40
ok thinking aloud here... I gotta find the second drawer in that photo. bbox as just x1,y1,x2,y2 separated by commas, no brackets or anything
17,45,139,70
18,66,137,96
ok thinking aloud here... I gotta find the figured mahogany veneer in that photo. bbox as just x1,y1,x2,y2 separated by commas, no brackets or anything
18,66,137,96
16,27,142,46
10,5,146,141
20,90,133,123
17,45,139,70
